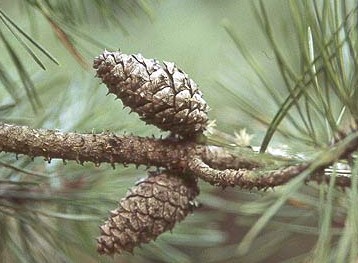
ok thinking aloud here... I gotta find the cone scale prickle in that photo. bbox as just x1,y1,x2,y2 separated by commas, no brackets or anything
93,50,209,138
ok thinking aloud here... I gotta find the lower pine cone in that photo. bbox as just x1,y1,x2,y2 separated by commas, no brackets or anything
97,171,199,255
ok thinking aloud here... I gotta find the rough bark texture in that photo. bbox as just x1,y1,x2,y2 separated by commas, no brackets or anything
97,171,199,255
0,123,197,170
0,123,260,173
188,157,309,189
93,50,209,138
0,123,357,189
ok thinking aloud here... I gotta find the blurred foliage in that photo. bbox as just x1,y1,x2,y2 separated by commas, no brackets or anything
0,0,358,262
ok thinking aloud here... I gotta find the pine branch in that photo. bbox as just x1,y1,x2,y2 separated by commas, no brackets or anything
0,122,187,169
188,157,308,189
0,122,263,176
1,49,357,258
1,49,358,191
0,122,357,189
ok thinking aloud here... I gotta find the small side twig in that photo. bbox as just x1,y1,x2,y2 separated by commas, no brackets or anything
188,157,308,189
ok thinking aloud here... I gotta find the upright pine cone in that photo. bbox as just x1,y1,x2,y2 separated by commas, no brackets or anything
97,171,199,255
93,50,209,138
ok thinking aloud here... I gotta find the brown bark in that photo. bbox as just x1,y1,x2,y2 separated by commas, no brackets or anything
0,123,261,173
0,122,357,189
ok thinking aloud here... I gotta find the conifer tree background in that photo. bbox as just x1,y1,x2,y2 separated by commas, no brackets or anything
0,0,358,262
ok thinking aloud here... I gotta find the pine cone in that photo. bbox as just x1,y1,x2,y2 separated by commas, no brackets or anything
93,50,209,138
97,171,199,255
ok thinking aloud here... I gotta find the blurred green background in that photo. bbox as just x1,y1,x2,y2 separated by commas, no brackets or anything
2,0,292,139
1,1,357,262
